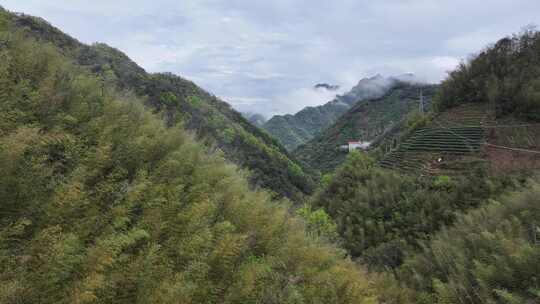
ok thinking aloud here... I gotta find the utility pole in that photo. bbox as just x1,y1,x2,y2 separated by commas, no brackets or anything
419,88,424,114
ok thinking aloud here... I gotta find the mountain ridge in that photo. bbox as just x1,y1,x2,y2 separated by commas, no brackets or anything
0,12,377,302
6,9,316,201
294,82,439,172
263,74,423,150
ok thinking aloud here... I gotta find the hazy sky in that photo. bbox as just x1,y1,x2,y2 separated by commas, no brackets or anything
3,0,540,116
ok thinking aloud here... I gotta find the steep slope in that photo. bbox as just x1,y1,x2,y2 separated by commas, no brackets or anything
380,29,540,177
436,27,540,119
294,82,438,172
311,152,512,269
6,9,315,201
241,112,267,127
379,103,491,175
263,75,400,150
399,182,540,303
375,29,540,304
0,13,377,303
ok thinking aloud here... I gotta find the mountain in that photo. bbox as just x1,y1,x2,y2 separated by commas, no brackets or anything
378,29,540,177
294,82,438,172
436,27,540,120
6,10,315,201
310,29,540,303
398,181,540,303
241,112,267,127
0,11,378,303
263,75,402,151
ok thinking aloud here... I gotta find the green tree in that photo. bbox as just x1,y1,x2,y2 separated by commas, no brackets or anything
0,21,377,304
296,204,339,242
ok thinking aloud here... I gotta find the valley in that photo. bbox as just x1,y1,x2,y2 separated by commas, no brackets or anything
7,10,316,202
262,75,402,151
294,82,438,172
1,3,540,304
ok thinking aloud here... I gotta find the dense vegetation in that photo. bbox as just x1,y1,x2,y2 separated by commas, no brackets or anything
4,6,540,304
0,14,378,303
397,182,540,303
312,152,518,271
264,105,348,151
295,83,438,172
307,28,540,304
6,9,315,201
263,75,398,151
436,27,540,120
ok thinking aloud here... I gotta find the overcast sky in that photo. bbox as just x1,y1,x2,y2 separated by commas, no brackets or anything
3,0,540,116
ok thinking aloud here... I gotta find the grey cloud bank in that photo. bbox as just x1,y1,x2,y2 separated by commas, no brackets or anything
4,0,540,116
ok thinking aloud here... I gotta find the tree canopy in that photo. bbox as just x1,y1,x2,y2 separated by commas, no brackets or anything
312,151,517,271
435,27,540,120
0,16,376,304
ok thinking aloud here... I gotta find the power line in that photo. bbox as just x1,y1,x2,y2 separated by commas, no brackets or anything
484,143,540,154
419,88,424,114
482,123,540,128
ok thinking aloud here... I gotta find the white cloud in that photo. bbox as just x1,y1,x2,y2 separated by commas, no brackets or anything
222,96,271,106
445,29,504,54
270,86,347,116
3,0,540,116
431,56,460,72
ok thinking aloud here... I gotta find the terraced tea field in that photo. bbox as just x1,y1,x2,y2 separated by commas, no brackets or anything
379,104,491,174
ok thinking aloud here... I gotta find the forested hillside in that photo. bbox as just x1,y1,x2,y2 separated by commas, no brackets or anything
307,28,540,304
386,28,540,303
4,5,540,304
4,9,315,201
397,183,540,303
295,82,438,172
0,12,378,303
311,150,538,304
263,75,399,150
436,26,540,119
375,29,540,177
312,152,517,270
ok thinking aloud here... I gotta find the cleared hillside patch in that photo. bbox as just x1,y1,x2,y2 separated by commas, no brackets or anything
381,103,540,175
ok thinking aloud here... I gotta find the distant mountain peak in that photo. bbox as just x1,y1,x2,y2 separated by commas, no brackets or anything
264,74,406,151
391,73,421,83
294,82,440,172
242,112,267,127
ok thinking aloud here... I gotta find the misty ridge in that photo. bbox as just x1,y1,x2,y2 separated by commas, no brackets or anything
241,111,267,126
262,73,430,150
330,73,426,107
277,73,429,117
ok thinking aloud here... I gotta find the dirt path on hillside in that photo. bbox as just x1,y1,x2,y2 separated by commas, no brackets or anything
485,145,540,173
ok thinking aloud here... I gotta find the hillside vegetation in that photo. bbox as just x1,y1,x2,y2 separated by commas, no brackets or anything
309,28,540,304
4,6,540,304
295,83,438,172
312,152,517,271
380,28,540,177
387,29,540,302
6,9,315,201
0,13,378,303
379,103,491,175
436,26,540,120
397,181,540,303
310,147,538,304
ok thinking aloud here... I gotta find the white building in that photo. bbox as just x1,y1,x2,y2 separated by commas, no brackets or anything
339,140,371,152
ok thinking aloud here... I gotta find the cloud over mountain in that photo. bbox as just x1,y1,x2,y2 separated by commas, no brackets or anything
4,0,540,115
